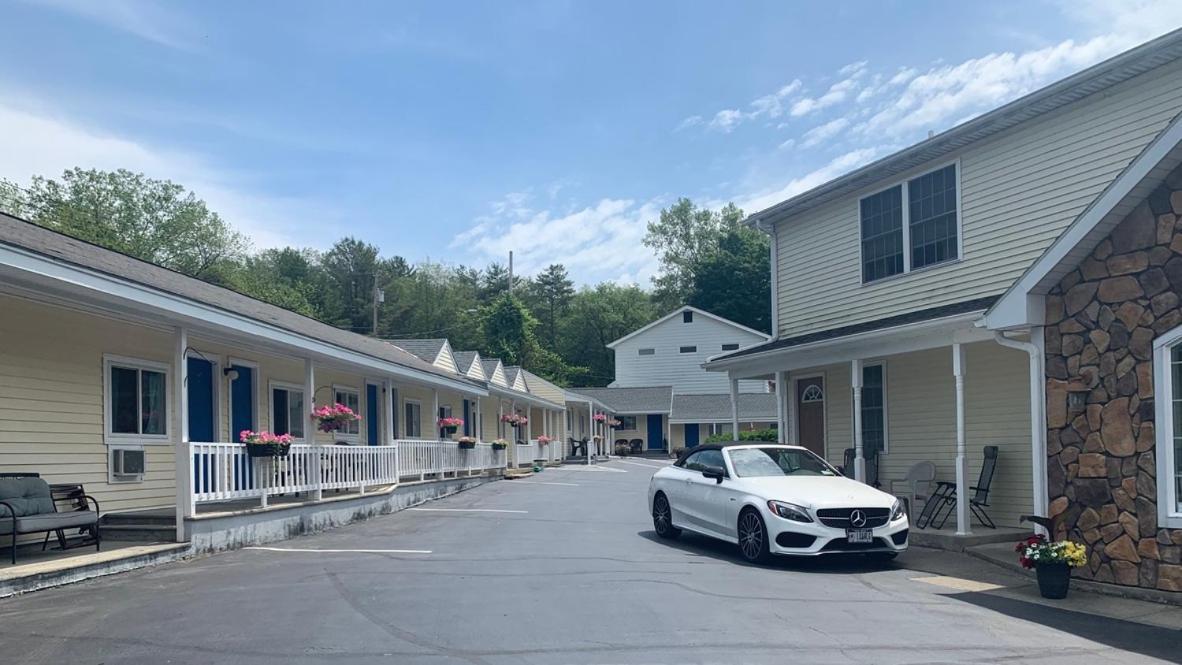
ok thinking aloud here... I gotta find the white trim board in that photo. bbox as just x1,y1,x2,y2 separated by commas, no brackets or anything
606,305,770,349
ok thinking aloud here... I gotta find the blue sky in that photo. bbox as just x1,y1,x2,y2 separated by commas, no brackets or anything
2,1,1180,285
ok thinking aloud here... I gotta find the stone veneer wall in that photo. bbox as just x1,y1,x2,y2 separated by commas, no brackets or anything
1044,166,1182,591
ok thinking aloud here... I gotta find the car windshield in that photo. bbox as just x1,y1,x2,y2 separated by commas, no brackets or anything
727,447,838,478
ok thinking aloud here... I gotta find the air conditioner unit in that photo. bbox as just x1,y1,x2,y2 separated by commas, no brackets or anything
112,448,146,480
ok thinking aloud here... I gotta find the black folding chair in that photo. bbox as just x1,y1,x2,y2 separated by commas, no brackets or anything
917,446,998,529
841,448,880,487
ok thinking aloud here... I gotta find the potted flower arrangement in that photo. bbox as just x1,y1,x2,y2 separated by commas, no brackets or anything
457,436,477,450
491,438,509,451
500,413,528,429
592,412,607,423
438,417,464,435
609,419,622,428
1016,534,1087,599
311,403,359,433
240,430,294,458
537,435,552,446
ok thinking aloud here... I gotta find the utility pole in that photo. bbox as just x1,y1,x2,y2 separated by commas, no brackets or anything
508,251,514,296
372,273,384,336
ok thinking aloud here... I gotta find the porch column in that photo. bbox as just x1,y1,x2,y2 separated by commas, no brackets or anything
383,380,394,444
432,389,440,440
729,378,740,438
586,401,593,464
174,327,192,543
953,343,970,535
851,359,865,483
305,358,321,501
497,399,503,440
786,374,798,445
775,370,787,444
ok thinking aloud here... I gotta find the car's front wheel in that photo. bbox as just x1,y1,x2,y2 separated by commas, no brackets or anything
652,492,680,539
737,508,771,564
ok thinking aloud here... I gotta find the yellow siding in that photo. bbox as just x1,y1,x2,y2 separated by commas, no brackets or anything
775,58,1182,338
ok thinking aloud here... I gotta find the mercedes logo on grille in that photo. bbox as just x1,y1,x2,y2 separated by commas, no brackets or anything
849,509,868,528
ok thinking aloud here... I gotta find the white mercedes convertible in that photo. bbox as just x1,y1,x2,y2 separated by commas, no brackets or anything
648,443,908,563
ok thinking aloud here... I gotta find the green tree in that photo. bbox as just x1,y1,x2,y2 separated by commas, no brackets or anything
686,225,771,332
529,264,575,350
481,293,580,384
643,198,744,310
559,283,658,386
2,168,248,280
321,237,382,331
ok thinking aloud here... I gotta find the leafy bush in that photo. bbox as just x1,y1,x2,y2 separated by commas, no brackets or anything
704,428,778,444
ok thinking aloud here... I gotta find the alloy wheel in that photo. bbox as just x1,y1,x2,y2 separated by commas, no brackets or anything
739,511,764,561
653,495,672,535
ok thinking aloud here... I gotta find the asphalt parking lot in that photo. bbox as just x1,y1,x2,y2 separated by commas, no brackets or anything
2,458,1180,664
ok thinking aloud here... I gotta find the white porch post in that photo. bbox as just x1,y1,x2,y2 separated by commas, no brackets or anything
383,381,395,445
305,358,321,501
586,401,593,464
497,399,504,440
432,389,440,440
775,370,787,444
174,327,192,543
852,359,865,483
729,377,740,438
786,375,798,445
953,343,971,535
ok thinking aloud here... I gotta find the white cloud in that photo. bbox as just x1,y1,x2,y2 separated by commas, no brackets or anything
800,117,850,148
675,115,704,132
790,73,862,117
27,0,201,50
452,193,666,286
708,108,746,132
735,147,887,215
0,95,335,249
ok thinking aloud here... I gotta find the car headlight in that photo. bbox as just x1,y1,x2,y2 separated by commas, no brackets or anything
767,500,813,523
891,499,906,522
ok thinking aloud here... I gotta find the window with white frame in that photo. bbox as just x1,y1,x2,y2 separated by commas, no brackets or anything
861,364,887,457
617,415,637,430
271,384,305,439
1154,333,1182,527
105,356,169,442
860,163,959,283
333,386,361,438
404,400,422,438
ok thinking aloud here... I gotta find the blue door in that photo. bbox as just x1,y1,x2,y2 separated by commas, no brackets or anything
646,414,664,450
187,357,215,442
230,365,255,436
685,423,700,448
366,384,380,445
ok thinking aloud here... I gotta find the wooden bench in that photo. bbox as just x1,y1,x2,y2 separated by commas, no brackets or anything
0,475,101,564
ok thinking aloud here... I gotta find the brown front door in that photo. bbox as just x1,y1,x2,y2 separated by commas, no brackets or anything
796,377,825,458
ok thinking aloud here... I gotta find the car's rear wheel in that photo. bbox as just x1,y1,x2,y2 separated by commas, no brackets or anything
652,493,680,539
737,508,770,564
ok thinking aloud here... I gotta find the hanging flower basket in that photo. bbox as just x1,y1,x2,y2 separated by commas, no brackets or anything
1016,534,1086,599
592,412,607,422
457,436,477,450
240,430,294,458
500,413,528,429
491,439,509,451
312,403,359,433
438,417,465,435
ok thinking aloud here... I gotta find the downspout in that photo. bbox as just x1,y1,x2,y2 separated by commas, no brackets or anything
993,329,1049,529
767,218,779,339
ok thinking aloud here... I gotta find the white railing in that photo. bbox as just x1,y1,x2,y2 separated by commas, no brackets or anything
190,440,505,506
515,440,540,467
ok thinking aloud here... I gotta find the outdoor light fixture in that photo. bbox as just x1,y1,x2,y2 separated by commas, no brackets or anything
223,367,240,381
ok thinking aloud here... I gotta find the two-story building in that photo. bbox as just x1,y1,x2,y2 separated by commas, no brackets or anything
570,305,774,454
707,28,1182,595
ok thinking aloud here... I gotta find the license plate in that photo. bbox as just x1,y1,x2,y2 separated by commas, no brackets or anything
846,528,873,544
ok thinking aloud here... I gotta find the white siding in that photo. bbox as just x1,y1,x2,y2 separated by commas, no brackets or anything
613,313,768,394
775,58,1182,338
433,342,458,374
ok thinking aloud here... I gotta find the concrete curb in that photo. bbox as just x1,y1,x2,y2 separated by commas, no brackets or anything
0,543,191,599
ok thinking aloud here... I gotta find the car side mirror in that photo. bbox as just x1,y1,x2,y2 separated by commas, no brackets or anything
702,465,726,483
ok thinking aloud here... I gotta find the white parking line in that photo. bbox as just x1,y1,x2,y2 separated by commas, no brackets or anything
614,460,670,469
245,546,432,554
507,480,580,486
408,508,527,514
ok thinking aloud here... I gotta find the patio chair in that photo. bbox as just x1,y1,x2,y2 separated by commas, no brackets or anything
568,437,587,458
917,446,999,530
888,462,935,517
629,439,643,454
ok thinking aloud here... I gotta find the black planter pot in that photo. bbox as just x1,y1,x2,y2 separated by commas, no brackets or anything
442,426,458,435
1036,563,1071,599
246,443,290,458
458,441,477,450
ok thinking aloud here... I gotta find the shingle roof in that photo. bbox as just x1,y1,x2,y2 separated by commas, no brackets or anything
503,366,522,387
386,338,446,363
710,296,997,363
670,393,777,423
567,386,673,414
0,213,474,388
481,359,505,384
453,351,480,374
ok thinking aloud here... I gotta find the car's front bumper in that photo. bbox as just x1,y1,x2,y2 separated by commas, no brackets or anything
764,511,909,556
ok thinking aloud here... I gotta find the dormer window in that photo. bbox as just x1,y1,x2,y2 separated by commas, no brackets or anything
860,163,959,283
683,311,693,323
